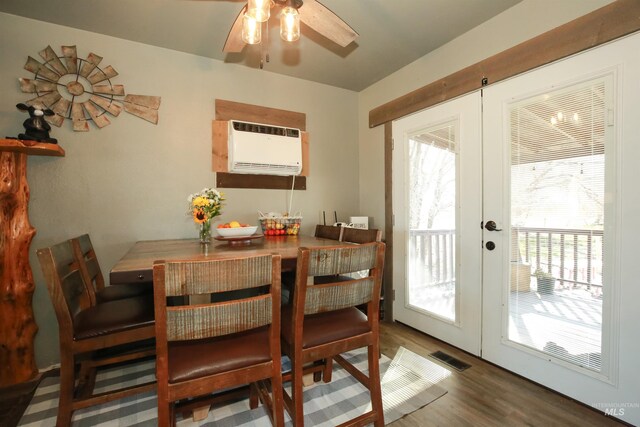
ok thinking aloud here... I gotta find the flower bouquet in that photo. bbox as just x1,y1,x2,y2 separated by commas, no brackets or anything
188,188,224,243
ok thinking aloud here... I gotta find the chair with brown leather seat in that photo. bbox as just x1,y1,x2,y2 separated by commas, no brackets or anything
71,234,152,305
37,240,156,427
314,227,381,287
281,242,386,427
314,224,343,240
340,227,382,244
340,227,386,320
282,224,344,306
153,254,285,427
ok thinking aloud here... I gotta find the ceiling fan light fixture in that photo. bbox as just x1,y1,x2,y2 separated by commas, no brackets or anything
247,0,271,23
280,6,300,42
242,14,262,45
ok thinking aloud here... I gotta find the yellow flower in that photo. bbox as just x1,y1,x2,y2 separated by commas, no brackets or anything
192,196,210,208
193,209,207,223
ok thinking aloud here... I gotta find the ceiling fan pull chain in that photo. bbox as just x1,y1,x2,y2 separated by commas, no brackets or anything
265,19,270,63
260,22,265,69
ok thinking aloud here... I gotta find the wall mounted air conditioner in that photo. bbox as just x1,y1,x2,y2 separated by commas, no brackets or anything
228,120,302,176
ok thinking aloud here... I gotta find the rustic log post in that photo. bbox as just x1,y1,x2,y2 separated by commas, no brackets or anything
0,150,38,386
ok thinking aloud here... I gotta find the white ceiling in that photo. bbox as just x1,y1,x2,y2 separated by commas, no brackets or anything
0,0,523,92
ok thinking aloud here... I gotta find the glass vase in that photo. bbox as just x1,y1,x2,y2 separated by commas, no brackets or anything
199,220,212,244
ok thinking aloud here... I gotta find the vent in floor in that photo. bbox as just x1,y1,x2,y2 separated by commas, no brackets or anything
429,350,471,372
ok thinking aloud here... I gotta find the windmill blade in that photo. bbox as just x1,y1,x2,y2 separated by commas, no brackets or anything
80,53,103,78
124,94,161,110
38,45,67,75
51,98,71,118
71,102,89,132
61,45,78,74
83,101,111,128
223,5,247,53
90,95,123,116
92,84,125,95
24,56,60,82
298,0,358,47
45,113,65,128
124,102,159,124
26,91,61,109
88,65,118,84
18,78,57,93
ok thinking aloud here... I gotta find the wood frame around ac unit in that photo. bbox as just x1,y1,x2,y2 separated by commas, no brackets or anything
212,99,309,190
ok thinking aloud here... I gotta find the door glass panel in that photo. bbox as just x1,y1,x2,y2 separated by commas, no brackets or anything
508,77,609,372
407,120,457,321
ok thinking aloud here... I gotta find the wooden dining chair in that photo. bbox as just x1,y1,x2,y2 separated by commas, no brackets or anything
281,242,386,427
37,240,156,427
153,254,285,427
314,228,381,286
70,234,153,305
282,224,344,306
340,227,382,244
339,227,386,319
314,224,343,240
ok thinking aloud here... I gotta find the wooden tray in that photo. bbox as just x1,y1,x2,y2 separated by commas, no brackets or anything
214,233,264,246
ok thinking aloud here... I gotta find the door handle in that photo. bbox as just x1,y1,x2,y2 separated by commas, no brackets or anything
485,220,502,231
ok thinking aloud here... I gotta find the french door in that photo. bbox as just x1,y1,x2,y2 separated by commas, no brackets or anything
480,33,639,404
392,33,640,417
392,92,482,355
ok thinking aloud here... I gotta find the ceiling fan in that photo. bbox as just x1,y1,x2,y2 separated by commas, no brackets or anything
223,0,358,53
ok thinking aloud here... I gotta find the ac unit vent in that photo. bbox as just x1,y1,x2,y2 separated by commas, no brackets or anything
228,120,302,176
232,121,300,138
233,162,300,174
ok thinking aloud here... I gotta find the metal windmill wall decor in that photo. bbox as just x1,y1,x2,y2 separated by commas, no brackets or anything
18,45,161,132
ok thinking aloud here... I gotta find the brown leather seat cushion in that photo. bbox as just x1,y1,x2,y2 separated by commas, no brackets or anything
96,282,153,303
168,326,272,383
74,295,154,340
281,307,370,349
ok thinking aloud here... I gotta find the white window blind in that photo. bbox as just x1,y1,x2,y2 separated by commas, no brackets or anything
508,77,609,372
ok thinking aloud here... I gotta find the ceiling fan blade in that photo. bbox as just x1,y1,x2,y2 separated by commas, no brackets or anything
223,5,247,53
298,0,358,47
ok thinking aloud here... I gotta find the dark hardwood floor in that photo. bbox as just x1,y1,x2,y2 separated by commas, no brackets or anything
0,372,47,427
0,321,627,427
380,321,625,427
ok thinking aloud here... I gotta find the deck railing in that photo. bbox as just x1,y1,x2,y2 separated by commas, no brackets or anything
515,226,603,291
408,229,455,287
408,227,603,292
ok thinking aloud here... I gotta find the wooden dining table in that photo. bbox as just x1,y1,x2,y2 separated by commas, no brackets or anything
110,235,344,285
109,235,347,420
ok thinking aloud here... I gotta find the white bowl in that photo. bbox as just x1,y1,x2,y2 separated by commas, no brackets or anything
216,225,258,238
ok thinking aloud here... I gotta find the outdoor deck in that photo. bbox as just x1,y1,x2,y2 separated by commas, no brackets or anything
408,226,604,372
407,281,602,371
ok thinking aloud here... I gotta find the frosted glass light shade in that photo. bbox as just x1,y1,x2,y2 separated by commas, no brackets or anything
280,6,300,42
247,0,271,23
242,14,262,45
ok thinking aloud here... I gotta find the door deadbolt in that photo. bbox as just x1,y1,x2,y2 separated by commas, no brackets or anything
486,241,496,250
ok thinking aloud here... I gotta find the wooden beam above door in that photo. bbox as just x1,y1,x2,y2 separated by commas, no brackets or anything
369,0,640,128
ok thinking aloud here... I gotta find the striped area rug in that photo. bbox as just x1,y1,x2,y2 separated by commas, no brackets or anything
19,347,447,426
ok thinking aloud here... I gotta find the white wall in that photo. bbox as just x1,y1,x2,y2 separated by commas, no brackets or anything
0,12,359,367
357,0,613,232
